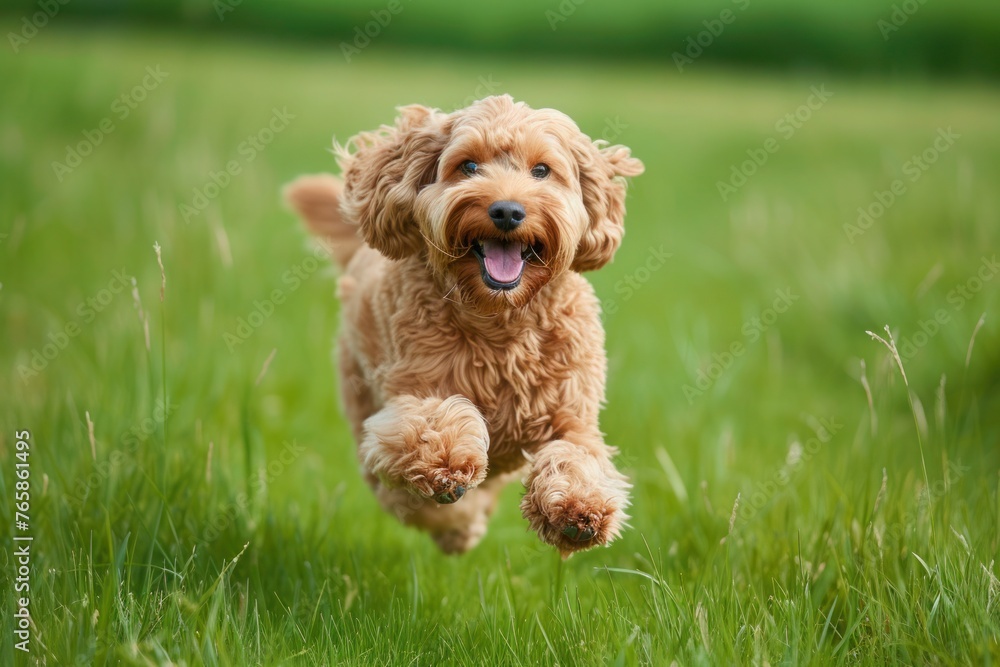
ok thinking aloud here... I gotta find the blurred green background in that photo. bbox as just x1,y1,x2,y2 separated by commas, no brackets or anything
1,1,999,665
5,0,1000,76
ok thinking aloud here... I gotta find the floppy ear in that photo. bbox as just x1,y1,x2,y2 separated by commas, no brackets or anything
571,141,644,272
338,104,447,260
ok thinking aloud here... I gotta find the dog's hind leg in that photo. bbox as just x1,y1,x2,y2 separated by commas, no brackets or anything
360,395,490,505
338,343,376,444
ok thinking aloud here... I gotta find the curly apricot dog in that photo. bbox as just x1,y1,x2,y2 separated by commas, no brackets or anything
285,95,643,556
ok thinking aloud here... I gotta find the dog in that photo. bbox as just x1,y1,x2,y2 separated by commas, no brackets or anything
285,94,643,556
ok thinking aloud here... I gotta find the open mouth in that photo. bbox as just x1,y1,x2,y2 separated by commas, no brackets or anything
470,239,535,290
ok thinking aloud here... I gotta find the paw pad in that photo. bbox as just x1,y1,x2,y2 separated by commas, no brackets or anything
561,524,596,542
435,485,466,504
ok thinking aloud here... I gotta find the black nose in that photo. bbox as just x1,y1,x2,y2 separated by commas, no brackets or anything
488,201,526,231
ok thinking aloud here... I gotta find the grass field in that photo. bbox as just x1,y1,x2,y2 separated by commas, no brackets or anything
2,26,1000,665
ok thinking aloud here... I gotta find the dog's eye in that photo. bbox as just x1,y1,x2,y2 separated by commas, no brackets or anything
460,160,478,176
530,164,550,179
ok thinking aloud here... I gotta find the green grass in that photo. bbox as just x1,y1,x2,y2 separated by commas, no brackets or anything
2,25,999,665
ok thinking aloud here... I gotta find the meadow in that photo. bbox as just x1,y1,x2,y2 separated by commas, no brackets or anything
1,24,999,665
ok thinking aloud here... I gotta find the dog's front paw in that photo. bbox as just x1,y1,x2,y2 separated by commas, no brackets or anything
520,440,630,556
361,395,489,503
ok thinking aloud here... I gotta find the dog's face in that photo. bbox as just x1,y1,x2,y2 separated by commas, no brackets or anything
339,95,643,314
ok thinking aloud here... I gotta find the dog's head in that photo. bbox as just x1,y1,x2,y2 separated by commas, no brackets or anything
338,95,644,314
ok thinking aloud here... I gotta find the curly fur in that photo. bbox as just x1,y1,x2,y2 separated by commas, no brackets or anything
285,95,643,556
359,395,489,497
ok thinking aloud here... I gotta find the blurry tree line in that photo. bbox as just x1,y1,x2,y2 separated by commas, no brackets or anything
4,0,999,78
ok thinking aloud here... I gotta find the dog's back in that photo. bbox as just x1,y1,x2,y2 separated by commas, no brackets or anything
283,174,363,267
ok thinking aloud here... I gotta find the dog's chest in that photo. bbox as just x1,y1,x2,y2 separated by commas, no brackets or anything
469,332,562,428
375,274,604,475
419,322,573,473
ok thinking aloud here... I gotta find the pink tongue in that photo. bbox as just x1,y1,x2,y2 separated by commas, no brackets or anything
481,239,525,284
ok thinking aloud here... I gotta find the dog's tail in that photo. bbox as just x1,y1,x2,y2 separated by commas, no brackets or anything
283,173,363,268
